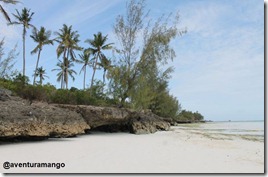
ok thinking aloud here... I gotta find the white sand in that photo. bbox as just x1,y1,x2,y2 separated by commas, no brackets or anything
0,126,264,173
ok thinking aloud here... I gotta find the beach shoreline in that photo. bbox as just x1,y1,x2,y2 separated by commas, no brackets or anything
0,124,264,173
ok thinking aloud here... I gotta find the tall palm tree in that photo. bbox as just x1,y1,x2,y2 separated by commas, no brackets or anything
33,66,48,85
0,0,19,23
11,7,34,76
30,26,53,85
52,60,77,89
85,32,113,88
77,50,92,90
98,55,112,84
55,24,81,89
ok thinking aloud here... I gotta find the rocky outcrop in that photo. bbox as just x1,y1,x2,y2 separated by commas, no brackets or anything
0,88,170,141
0,90,89,140
54,104,170,134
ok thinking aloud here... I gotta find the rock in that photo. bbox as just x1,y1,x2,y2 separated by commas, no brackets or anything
129,112,170,134
54,104,170,134
0,94,89,140
0,89,171,141
0,88,12,101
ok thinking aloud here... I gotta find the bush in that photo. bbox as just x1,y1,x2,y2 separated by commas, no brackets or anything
176,110,204,122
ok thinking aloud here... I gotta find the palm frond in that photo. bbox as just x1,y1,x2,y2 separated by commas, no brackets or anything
0,4,11,23
30,45,39,55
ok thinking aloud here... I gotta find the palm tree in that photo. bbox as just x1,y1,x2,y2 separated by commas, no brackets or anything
85,32,113,88
30,26,53,85
11,7,34,76
55,24,81,89
33,66,48,85
98,55,112,84
52,61,64,89
55,24,81,62
52,60,77,89
0,0,18,23
77,50,92,90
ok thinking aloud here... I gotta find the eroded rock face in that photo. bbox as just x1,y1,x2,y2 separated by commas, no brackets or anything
0,89,170,141
0,96,89,139
54,104,170,134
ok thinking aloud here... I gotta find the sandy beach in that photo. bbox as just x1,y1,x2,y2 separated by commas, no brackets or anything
0,124,264,173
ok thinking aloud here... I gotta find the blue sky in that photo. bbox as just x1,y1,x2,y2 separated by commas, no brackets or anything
0,0,264,121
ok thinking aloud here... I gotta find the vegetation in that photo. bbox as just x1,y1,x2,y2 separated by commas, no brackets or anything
0,0,18,23
11,7,35,76
0,0,204,122
33,66,48,85
0,38,18,79
30,26,53,85
77,50,92,90
176,110,204,122
54,24,82,89
85,32,113,88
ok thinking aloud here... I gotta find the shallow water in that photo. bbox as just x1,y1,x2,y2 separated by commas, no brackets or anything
176,121,264,141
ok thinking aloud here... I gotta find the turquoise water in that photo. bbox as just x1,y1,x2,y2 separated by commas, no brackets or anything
176,120,264,141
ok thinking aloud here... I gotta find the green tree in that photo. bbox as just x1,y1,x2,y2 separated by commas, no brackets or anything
11,7,35,76
0,0,18,23
85,32,113,88
0,38,18,79
98,56,112,84
33,66,48,85
52,60,77,89
55,24,81,89
109,0,186,113
30,26,53,85
77,50,92,90
177,110,204,122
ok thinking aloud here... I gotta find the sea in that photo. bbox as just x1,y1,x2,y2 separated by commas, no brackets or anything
175,120,264,141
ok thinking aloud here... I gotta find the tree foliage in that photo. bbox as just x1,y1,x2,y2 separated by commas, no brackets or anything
11,7,35,76
0,38,18,79
0,0,19,23
30,26,53,85
177,110,204,122
108,0,186,119
85,32,113,88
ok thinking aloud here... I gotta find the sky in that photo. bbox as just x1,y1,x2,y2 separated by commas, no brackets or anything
0,0,264,121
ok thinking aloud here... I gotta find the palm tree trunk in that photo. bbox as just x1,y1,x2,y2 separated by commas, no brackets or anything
84,67,86,90
90,53,99,89
61,74,64,89
65,49,70,89
22,26,26,76
65,70,68,89
103,69,106,84
33,49,41,85
40,75,42,85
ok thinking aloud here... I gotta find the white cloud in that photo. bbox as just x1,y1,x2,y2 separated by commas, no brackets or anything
169,0,263,120
39,0,122,31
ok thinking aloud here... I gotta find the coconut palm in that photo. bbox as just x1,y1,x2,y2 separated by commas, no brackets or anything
30,26,53,85
77,50,92,90
55,24,81,62
52,60,77,89
11,7,34,76
85,32,113,88
0,0,19,23
33,66,48,85
52,61,64,89
55,24,81,89
98,55,112,84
